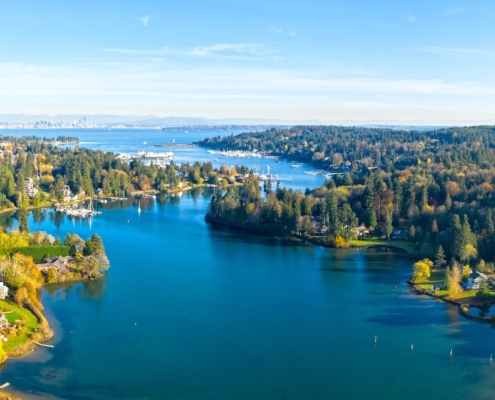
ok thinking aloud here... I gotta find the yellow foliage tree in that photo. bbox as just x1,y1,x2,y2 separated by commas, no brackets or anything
334,236,348,248
0,231,30,254
447,264,462,299
0,342,7,364
412,258,433,281
14,287,27,305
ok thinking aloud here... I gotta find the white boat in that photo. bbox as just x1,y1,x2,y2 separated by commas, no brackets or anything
138,200,141,214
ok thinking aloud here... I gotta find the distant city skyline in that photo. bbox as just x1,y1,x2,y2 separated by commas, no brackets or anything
2,0,495,124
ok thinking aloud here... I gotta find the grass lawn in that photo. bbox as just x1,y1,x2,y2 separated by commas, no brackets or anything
412,269,495,301
352,237,416,253
0,300,40,353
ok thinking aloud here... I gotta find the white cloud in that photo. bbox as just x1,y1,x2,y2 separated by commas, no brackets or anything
407,13,416,22
447,7,467,15
271,27,296,37
140,15,151,26
1,61,495,122
101,43,274,58
189,43,270,56
417,46,495,57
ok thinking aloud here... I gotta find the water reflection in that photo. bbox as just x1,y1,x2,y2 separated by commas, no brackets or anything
43,278,107,303
32,208,47,224
49,210,65,229
77,276,107,301
0,211,15,229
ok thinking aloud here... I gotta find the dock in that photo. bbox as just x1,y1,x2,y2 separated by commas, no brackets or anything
32,341,54,348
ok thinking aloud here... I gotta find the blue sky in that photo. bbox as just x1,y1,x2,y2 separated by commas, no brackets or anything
1,0,495,124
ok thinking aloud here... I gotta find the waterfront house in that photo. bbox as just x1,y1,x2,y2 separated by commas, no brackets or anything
464,271,489,290
353,225,370,238
0,282,8,300
0,313,9,330
38,256,74,273
391,229,409,240
63,185,78,202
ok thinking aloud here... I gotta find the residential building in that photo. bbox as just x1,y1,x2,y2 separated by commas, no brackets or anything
25,177,39,198
0,282,8,300
0,313,8,330
38,256,74,272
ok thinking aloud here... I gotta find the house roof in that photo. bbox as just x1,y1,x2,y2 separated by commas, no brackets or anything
470,271,487,280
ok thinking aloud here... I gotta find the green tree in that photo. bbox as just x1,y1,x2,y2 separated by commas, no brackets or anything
434,245,446,269
460,244,477,265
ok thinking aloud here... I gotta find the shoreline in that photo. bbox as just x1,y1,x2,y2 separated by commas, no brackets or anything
207,220,415,254
408,281,495,324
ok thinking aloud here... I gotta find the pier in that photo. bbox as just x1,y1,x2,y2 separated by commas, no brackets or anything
32,341,54,348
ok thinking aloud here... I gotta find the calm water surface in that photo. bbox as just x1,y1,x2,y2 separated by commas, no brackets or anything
1,192,495,399
2,130,495,399
6,128,327,191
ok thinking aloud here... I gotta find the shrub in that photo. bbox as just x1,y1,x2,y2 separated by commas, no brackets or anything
12,246,70,263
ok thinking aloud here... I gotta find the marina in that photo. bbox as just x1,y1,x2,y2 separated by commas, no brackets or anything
55,198,101,218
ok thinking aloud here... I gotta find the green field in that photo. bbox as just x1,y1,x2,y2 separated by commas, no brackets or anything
0,300,40,353
352,237,416,253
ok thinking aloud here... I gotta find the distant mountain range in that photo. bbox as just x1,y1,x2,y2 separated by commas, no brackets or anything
0,114,493,128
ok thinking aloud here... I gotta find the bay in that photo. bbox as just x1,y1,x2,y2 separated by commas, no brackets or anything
5,128,328,191
1,130,495,399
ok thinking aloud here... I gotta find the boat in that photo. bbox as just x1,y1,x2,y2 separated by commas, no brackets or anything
138,200,141,214
291,164,302,169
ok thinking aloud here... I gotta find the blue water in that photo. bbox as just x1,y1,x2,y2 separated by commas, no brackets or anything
1,194,495,399
1,130,495,399
4,129,327,191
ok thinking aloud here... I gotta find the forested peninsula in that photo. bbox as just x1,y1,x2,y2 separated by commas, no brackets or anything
0,134,252,214
204,125,495,309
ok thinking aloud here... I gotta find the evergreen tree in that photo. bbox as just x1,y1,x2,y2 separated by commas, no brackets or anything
434,245,446,269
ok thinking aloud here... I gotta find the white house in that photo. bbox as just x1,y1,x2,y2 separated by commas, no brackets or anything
466,271,489,290
0,282,8,300
25,177,39,198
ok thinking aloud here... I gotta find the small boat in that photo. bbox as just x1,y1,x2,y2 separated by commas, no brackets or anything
138,200,141,214
143,142,147,144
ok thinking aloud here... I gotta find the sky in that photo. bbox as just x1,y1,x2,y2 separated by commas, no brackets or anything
1,0,495,124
